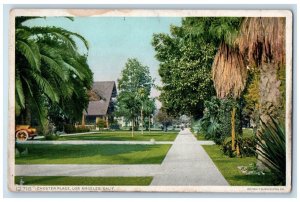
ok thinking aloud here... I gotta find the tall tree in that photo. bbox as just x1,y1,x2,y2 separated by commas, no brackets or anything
152,18,218,119
15,17,93,132
211,17,286,157
235,17,286,124
116,58,153,137
155,108,174,132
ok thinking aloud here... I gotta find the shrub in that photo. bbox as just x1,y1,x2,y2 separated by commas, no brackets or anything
256,118,286,185
96,118,107,131
199,97,243,145
44,132,60,140
76,126,90,133
64,124,75,133
64,124,90,134
222,136,256,157
110,123,120,130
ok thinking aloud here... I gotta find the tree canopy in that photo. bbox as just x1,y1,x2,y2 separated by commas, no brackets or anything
116,58,154,134
152,17,242,119
15,17,93,132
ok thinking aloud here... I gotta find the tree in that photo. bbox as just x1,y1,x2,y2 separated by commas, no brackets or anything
235,17,286,124
155,108,174,132
152,18,218,119
180,17,243,155
116,58,153,137
15,17,93,133
142,98,156,132
211,17,286,159
153,17,243,153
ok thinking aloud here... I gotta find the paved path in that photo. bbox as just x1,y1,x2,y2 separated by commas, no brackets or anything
150,129,228,186
15,129,227,186
16,165,160,177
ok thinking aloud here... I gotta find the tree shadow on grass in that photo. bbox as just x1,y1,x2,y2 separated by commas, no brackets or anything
15,144,171,164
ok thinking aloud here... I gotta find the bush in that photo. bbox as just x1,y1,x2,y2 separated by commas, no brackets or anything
96,118,107,130
64,124,90,134
110,123,120,130
44,133,60,140
76,126,90,133
256,118,285,185
222,136,256,157
199,97,242,145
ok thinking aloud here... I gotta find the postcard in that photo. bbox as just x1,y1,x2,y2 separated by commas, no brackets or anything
8,9,292,193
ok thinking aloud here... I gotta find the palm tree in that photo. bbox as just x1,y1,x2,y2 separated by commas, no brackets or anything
235,17,286,123
212,42,247,155
211,17,286,158
15,17,93,132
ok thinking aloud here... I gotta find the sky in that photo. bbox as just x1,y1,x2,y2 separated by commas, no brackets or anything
25,17,182,107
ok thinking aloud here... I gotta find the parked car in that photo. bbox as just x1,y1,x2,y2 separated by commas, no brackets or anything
15,125,37,141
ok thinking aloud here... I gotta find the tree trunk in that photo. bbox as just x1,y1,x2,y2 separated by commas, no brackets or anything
141,105,143,135
81,113,85,127
257,62,283,170
149,115,151,133
131,119,134,137
231,107,236,152
259,63,282,124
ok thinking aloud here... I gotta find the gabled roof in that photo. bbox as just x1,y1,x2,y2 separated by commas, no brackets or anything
85,81,117,116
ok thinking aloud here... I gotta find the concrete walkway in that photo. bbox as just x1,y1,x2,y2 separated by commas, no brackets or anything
16,164,160,177
150,129,228,186
15,129,227,186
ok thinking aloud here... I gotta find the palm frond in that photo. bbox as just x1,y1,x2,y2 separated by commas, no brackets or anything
30,71,59,103
16,39,41,72
15,75,25,109
236,17,286,66
41,54,69,81
212,42,247,99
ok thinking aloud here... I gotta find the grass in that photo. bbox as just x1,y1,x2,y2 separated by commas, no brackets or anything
51,131,178,141
15,144,171,164
202,144,275,186
15,176,153,186
195,134,206,140
243,128,255,138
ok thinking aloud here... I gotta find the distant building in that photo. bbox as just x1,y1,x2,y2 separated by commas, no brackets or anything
83,81,117,127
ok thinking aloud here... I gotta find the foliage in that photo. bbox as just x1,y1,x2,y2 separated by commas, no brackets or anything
15,17,93,130
236,18,286,67
199,97,241,144
212,42,247,99
236,18,286,125
44,132,60,140
222,136,256,157
96,118,107,130
242,68,260,131
116,58,154,132
155,108,174,132
153,18,219,118
256,118,286,185
64,124,90,134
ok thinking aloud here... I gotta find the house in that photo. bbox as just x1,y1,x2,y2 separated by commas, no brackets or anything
82,81,117,127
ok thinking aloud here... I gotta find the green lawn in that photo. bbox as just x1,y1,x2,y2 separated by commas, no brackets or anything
195,134,206,140
15,176,152,186
242,128,255,138
202,145,275,186
16,144,171,164
53,131,178,141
